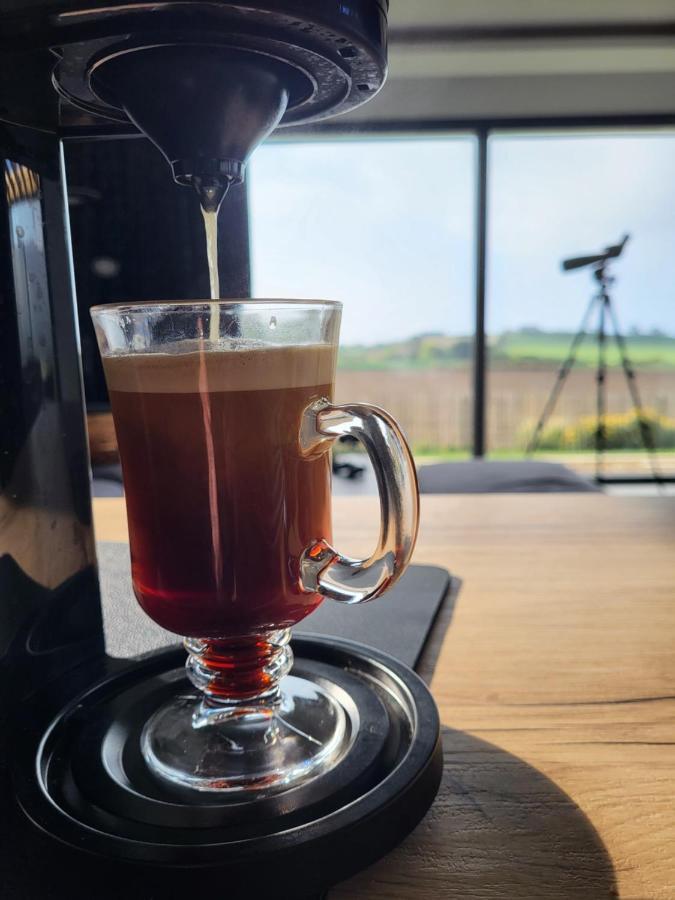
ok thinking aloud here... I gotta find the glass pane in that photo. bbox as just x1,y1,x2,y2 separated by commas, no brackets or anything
487,131,675,482
249,137,476,473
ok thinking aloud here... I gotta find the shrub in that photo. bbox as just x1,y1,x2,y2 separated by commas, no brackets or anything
526,409,675,451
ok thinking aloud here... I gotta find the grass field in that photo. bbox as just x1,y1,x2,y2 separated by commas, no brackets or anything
338,330,675,371
496,331,675,368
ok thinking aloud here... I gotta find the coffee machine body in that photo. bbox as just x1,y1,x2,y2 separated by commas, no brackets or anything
0,0,389,742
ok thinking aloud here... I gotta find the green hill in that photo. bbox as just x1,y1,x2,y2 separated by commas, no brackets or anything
494,330,675,368
338,330,675,371
338,334,473,371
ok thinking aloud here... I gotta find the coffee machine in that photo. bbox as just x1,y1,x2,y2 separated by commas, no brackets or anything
0,4,441,897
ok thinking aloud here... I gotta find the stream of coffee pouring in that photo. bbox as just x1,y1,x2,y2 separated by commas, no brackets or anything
193,176,229,340
202,208,220,303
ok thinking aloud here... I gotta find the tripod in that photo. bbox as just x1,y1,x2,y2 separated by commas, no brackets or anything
526,261,663,484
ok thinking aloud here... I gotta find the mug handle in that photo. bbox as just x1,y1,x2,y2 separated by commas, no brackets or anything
299,399,419,604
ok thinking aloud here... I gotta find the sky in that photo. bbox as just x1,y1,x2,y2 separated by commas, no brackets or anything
249,132,675,346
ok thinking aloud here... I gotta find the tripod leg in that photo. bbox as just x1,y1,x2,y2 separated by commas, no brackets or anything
526,296,597,454
596,297,607,481
606,301,663,483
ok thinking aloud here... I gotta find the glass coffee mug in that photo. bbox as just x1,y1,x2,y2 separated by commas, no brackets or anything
92,300,418,794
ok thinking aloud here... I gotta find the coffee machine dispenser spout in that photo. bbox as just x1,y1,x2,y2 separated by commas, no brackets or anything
191,175,230,214
89,45,294,201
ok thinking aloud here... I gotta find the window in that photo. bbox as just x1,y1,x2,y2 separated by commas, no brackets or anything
487,131,675,479
249,136,476,460
250,128,675,484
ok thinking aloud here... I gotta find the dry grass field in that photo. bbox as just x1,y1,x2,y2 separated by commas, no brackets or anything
335,365,675,474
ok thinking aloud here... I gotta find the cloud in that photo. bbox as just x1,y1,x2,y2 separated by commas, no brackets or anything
250,132,675,343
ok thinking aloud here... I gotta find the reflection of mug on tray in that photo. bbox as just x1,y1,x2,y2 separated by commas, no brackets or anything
92,299,419,794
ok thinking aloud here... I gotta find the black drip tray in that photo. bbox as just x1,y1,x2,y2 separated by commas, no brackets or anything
20,636,442,897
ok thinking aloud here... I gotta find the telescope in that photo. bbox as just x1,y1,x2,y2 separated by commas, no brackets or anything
531,231,662,486
562,234,630,272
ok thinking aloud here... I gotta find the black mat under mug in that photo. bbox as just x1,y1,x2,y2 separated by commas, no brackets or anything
98,542,456,669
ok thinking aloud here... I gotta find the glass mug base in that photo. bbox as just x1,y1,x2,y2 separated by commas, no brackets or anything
141,674,348,794
140,630,349,794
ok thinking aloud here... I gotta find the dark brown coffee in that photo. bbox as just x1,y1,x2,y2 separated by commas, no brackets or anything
104,343,335,638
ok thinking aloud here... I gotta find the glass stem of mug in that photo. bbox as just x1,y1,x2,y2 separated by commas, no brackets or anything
184,629,294,727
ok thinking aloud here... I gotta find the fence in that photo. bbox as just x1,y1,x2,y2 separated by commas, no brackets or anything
335,365,675,452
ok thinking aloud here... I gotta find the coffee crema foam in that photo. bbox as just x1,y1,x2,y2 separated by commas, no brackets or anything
103,342,336,394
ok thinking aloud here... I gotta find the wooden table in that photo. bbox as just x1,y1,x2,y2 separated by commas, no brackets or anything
94,495,675,900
